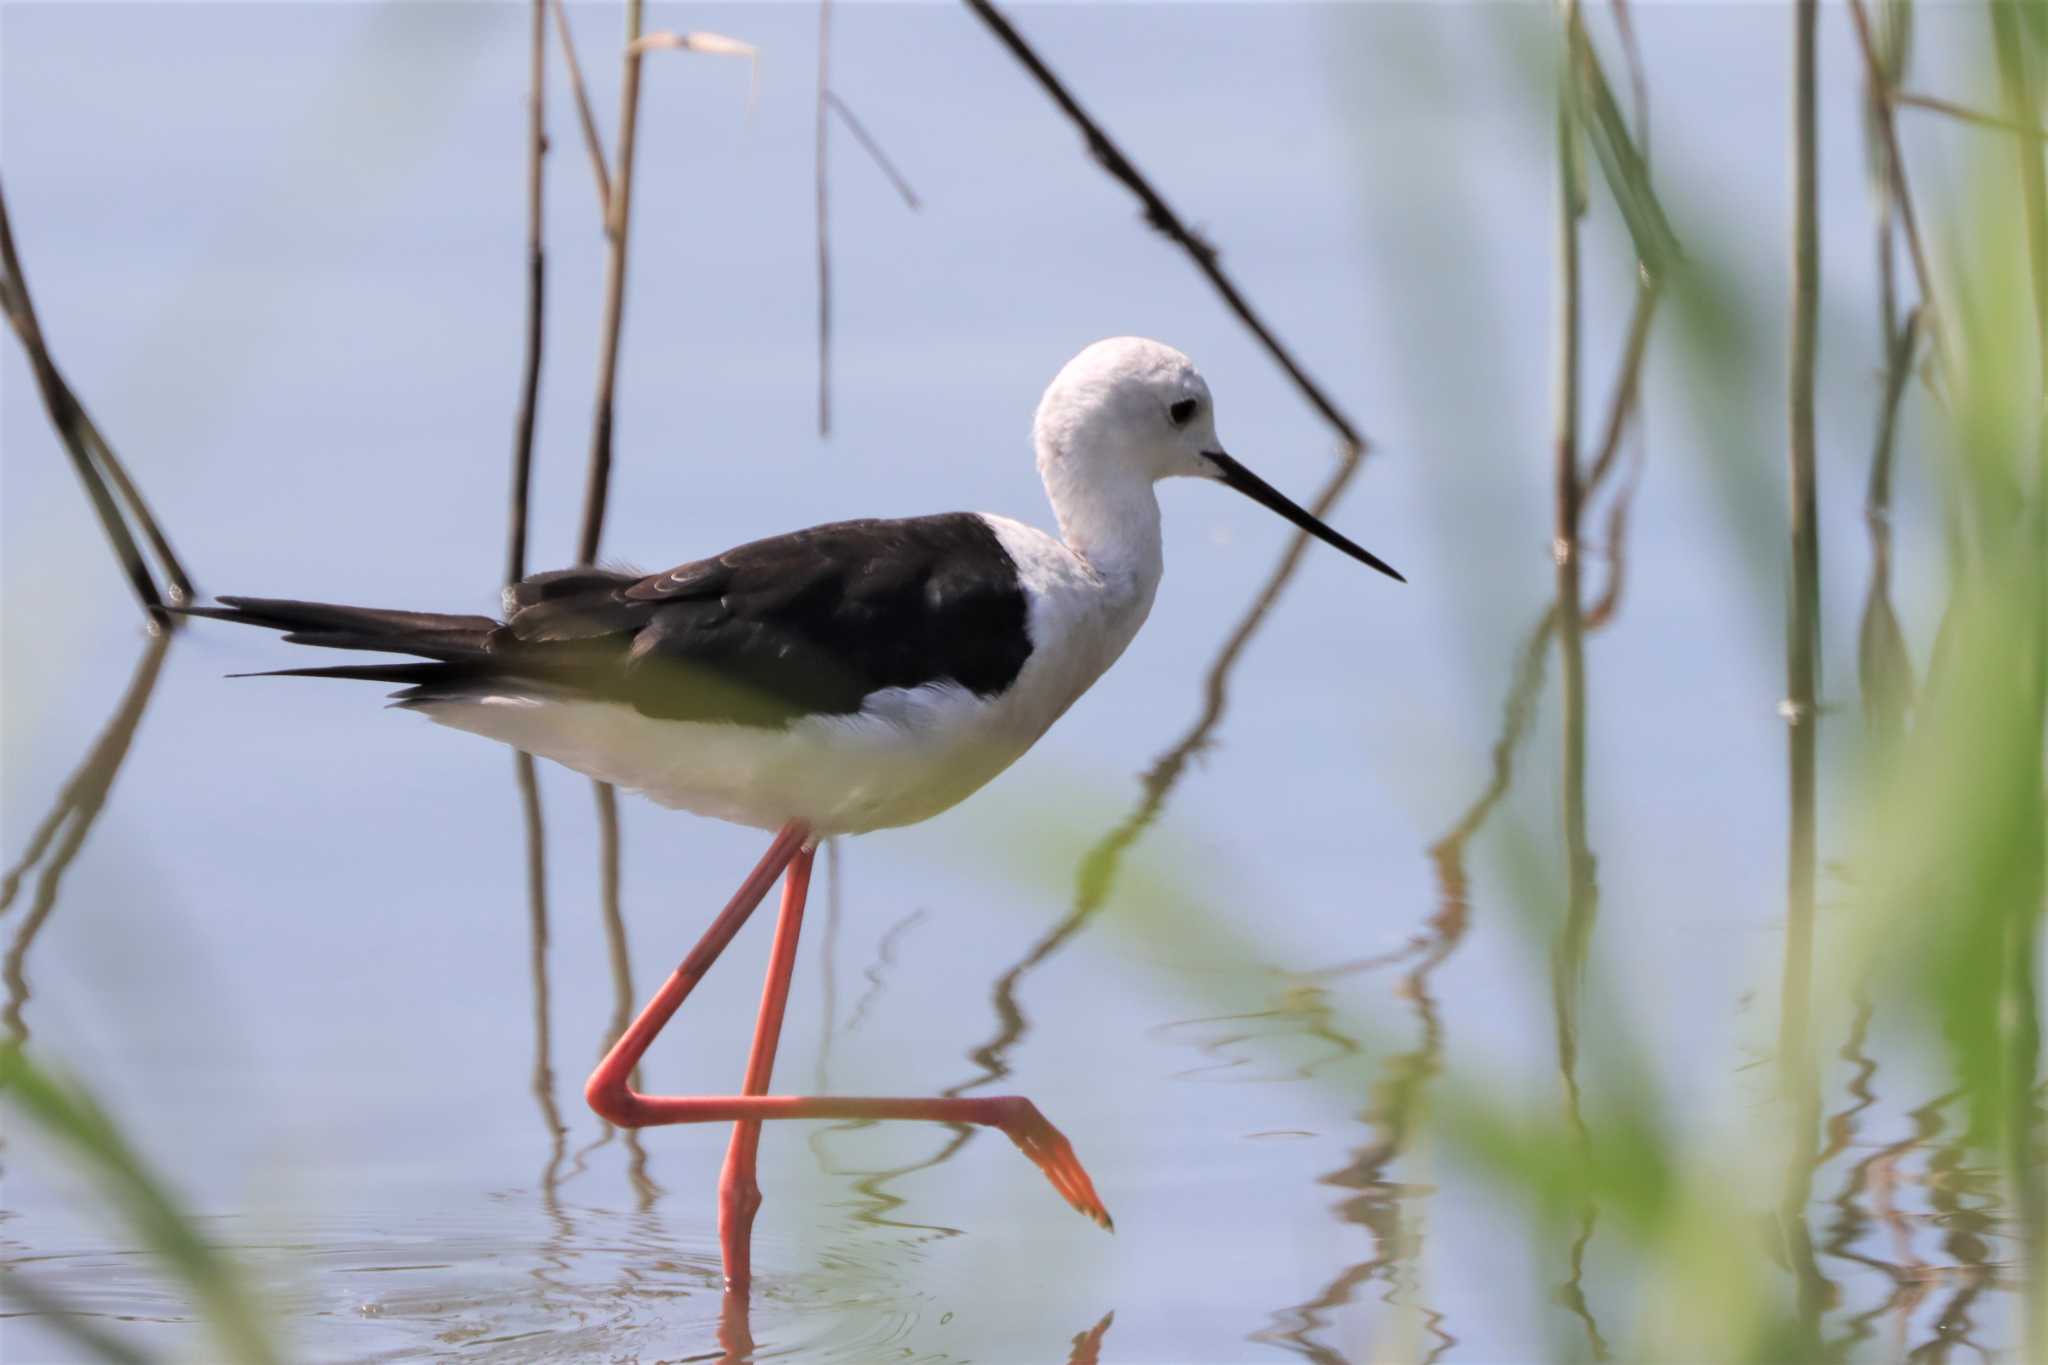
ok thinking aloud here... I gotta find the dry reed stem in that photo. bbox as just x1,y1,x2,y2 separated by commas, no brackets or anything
962,0,1367,453
1844,0,1956,381
816,0,833,436
1552,12,1609,1353
548,0,612,211
826,94,922,211
508,0,547,588
0,181,191,627
1551,0,1595,1052
1581,275,1660,630
578,20,756,566
506,0,564,1195
1894,87,2048,141
573,4,644,1139
577,0,647,568
816,79,925,435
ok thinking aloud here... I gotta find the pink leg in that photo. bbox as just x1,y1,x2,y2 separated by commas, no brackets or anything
716,843,815,1290
585,822,1113,1285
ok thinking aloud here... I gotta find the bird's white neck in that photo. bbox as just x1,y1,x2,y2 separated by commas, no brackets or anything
1038,447,1165,607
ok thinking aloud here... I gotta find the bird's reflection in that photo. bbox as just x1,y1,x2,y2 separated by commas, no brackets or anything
2,630,173,1043
1065,1309,1116,1363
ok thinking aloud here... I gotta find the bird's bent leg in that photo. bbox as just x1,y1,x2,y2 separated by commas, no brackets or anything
584,822,1113,1234
716,843,815,1291
593,1092,1111,1232
584,821,809,1119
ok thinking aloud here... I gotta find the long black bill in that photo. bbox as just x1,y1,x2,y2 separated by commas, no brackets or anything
1206,451,1405,583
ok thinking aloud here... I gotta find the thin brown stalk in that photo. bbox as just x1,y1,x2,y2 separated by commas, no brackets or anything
1893,88,2048,141
0,180,190,626
578,0,648,568
826,94,922,211
1844,0,1955,381
1859,311,1919,748
573,5,649,983
509,0,547,588
508,0,564,1193
1553,5,1591,947
83,424,194,603
1553,13,1607,1350
962,0,1366,452
1584,277,1659,498
1580,276,1659,631
548,0,612,212
816,0,834,437
576,22,754,562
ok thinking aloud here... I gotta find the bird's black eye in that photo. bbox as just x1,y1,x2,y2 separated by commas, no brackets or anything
1168,398,1199,427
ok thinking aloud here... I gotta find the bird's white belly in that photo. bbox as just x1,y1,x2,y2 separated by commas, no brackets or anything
422,682,1046,836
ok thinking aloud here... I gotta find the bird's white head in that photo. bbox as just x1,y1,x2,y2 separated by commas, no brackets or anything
1033,336,1220,487
1031,337,1405,584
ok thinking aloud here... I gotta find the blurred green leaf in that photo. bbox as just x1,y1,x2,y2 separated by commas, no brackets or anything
0,1046,279,1365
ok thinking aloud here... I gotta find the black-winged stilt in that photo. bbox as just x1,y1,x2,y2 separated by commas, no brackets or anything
185,336,1401,1289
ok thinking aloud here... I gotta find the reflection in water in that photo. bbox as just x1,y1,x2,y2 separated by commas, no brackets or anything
516,752,568,1200
512,747,580,1305
959,444,1363,1094
1828,1088,1948,1355
2,631,173,1043
1916,1110,2003,1363
813,837,842,1094
1153,987,1361,1086
1816,1082,2016,1359
800,446,1365,1248
807,913,971,1247
1258,595,1552,1362
842,907,926,1037
592,778,659,1207
0,184,196,630
1256,898,1465,1364
1066,1309,1115,1363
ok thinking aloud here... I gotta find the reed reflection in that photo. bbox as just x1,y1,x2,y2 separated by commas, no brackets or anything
1828,1088,1948,1354
1256,588,1556,1362
1254,898,1465,1365
577,782,659,1208
798,447,1365,1243
807,903,967,1246
2,631,173,1043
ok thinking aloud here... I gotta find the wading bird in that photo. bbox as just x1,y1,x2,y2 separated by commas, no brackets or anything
187,337,1401,1290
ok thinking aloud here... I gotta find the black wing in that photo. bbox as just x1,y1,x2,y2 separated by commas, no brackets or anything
198,513,1035,730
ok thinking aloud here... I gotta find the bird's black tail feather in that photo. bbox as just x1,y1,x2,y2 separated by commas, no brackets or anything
177,596,500,661
176,596,509,701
